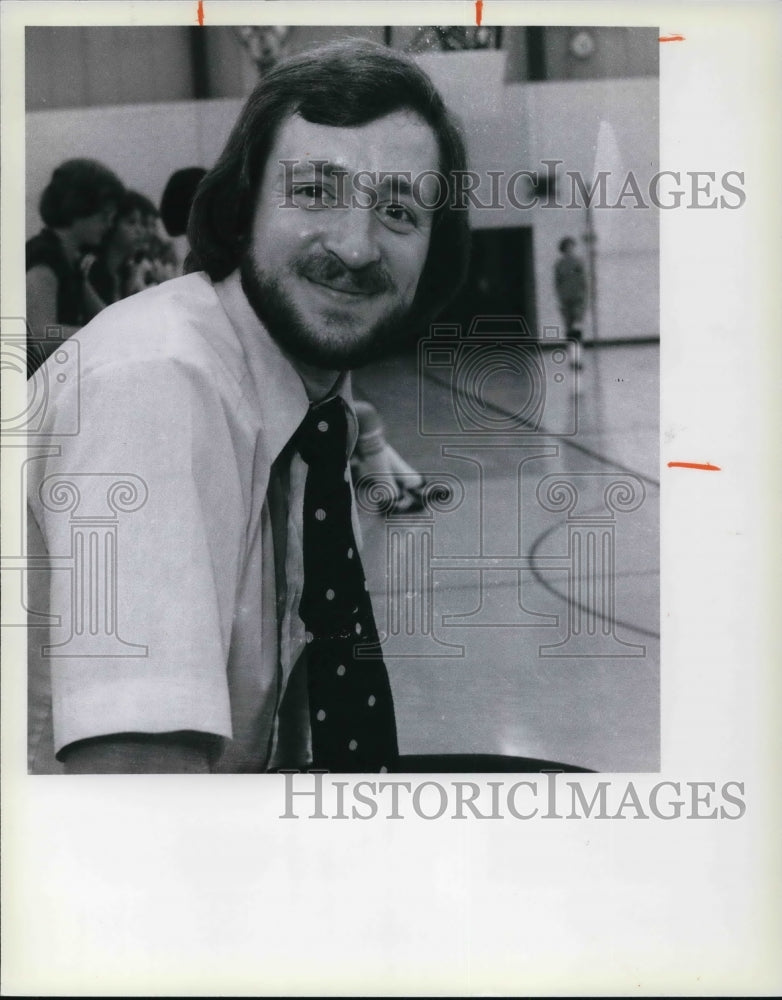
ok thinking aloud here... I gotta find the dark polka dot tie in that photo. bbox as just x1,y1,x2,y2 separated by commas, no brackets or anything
295,396,399,773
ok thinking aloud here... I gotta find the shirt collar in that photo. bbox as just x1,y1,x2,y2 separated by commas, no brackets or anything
213,270,357,463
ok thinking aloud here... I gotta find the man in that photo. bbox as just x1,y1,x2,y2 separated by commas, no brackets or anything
27,40,470,774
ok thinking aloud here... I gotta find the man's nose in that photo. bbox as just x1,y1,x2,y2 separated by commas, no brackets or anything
320,208,381,269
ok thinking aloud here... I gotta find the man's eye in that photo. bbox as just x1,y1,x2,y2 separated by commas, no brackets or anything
378,202,417,232
291,184,335,208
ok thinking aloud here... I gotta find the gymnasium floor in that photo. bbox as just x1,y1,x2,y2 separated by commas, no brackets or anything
353,339,659,772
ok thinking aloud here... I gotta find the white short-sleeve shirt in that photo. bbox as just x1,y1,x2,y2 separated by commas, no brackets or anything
27,270,357,773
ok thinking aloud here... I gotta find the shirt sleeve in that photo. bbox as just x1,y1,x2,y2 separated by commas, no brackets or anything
28,353,247,757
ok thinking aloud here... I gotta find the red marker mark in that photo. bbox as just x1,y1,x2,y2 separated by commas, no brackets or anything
659,34,685,42
475,1,483,27
197,0,204,25
667,461,721,471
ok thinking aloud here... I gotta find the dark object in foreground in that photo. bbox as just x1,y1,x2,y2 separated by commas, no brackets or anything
396,754,594,773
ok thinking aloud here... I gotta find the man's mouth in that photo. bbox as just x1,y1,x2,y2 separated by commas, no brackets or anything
297,256,391,298
305,275,376,298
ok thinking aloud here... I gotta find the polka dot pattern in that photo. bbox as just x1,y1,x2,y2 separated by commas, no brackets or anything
295,396,399,774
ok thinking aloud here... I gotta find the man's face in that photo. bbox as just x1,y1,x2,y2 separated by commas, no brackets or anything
241,109,440,370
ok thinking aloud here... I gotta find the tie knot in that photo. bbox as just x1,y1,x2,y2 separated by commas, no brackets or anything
296,397,349,467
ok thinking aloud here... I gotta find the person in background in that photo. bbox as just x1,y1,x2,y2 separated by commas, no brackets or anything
554,236,587,369
141,201,162,247
26,158,125,376
146,235,179,285
160,166,207,276
124,232,179,295
124,195,176,296
83,190,152,308
351,398,427,513
84,190,179,310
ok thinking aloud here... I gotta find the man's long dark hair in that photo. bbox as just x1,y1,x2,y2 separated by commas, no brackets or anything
186,39,471,329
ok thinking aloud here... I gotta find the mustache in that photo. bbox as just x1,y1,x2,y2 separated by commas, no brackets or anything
294,253,392,295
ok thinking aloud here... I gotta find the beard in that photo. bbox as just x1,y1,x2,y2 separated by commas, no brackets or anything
239,250,419,371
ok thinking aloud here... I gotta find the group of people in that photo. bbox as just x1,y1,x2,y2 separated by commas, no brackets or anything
25,161,189,377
